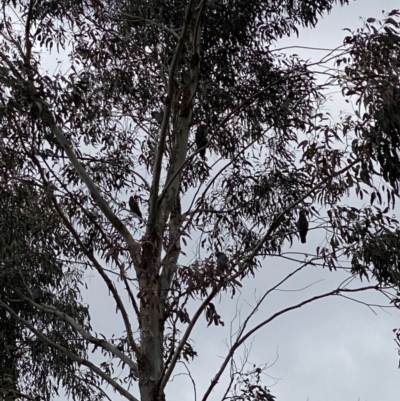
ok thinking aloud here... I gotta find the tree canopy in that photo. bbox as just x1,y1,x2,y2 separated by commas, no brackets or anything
1,1,400,401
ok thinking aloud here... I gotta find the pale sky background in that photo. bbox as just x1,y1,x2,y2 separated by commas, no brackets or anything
44,1,400,401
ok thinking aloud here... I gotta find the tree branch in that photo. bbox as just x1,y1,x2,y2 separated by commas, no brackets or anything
159,288,217,391
25,295,139,375
0,49,141,264
148,0,195,224
242,158,362,270
0,299,140,401
201,285,380,401
50,124,141,260
20,130,141,359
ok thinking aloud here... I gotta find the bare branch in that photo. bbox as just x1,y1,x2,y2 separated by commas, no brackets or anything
201,285,380,401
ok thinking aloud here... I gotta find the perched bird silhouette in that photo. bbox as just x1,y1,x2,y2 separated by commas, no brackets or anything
129,195,144,222
215,251,229,273
196,124,208,159
297,209,309,244
32,286,43,303
151,110,164,125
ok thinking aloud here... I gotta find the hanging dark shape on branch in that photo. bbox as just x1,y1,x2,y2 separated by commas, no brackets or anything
32,286,43,303
151,110,164,125
129,195,144,222
196,124,208,159
297,209,309,244
215,251,229,273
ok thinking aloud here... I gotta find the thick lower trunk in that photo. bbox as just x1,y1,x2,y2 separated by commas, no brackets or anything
0,313,18,401
138,302,164,401
137,236,165,401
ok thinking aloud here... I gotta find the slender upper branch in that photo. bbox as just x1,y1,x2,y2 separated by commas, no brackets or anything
148,0,195,224
201,285,380,401
236,264,307,341
245,158,361,263
158,78,285,207
114,10,180,40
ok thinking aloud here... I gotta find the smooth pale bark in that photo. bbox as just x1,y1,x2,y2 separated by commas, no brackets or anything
137,2,204,401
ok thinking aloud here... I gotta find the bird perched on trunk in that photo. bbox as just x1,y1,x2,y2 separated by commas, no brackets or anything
196,124,208,159
129,195,144,223
297,209,309,244
32,286,43,303
215,251,229,273
151,110,164,125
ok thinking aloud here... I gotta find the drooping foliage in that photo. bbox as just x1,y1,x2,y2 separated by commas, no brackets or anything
1,1,400,401
0,181,97,401
334,10,400,286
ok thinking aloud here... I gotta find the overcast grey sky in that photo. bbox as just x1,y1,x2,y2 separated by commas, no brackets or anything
74,2,400,401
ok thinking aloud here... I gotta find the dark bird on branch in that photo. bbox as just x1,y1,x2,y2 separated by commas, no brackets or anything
32,286,43,303
151,110,164,125
129,195,144,222
215,251,229,273
297,209,309,244
196,124,208,159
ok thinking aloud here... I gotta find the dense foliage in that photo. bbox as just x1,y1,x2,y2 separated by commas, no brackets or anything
1,1,400,401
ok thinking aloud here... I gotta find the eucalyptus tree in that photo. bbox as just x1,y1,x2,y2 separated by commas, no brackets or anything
1,1,400,401
0,182,96,400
